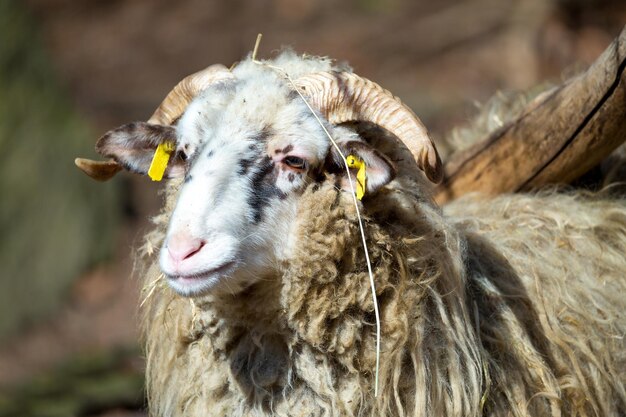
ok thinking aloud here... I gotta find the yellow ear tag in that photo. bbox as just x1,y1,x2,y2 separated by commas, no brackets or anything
148,141,176,181
346,155,366,200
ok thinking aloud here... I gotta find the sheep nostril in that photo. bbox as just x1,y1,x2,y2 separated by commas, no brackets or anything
183,240,205,260
167,235,206,263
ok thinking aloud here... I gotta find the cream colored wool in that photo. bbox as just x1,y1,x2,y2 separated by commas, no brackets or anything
139,163,626,416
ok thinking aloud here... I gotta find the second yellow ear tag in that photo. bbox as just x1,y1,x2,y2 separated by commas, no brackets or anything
346,155,366,200
148,142,176,181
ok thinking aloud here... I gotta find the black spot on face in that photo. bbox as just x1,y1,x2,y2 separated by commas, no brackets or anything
287,89,300,102
248,156,286,223
184,174,193,183
252,125,273,143
238,157,255,176
207,150,214,158
288,172,295,183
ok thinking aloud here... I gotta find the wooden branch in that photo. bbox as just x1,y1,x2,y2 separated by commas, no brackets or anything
435,25,626,205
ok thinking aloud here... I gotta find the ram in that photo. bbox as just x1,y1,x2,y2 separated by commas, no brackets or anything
78,51,626,417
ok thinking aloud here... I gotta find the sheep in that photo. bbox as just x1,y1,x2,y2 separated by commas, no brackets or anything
83,51,626,417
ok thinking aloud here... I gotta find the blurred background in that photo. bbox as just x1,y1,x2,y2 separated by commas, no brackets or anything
0,0,624,415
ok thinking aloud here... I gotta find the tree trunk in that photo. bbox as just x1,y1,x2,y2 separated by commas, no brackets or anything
435,25,626,204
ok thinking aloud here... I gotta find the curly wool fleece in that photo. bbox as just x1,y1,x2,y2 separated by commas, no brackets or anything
139,172,626,417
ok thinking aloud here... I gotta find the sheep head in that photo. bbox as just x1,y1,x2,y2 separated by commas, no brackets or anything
84,54,442,296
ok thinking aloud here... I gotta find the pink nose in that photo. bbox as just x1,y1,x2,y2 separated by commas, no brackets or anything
167,232,205,263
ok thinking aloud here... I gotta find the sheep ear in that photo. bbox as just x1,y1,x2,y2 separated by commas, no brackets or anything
326,140,396,196
95,122,185,178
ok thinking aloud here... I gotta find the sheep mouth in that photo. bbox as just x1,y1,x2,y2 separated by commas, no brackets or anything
169,261,236,281
166,261,237,294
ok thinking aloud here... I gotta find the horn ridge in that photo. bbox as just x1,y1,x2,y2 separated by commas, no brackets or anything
148,64,234,126
295,71,443,183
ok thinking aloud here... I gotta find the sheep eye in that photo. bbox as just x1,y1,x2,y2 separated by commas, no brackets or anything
283,156,306,170
174,149,189,162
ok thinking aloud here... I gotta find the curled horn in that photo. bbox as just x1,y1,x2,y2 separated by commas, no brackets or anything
76,64,234,181
148,64,234,125
295,72,443,183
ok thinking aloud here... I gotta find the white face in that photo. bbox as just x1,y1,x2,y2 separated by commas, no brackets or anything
158,83,332,296
96,69,396,297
